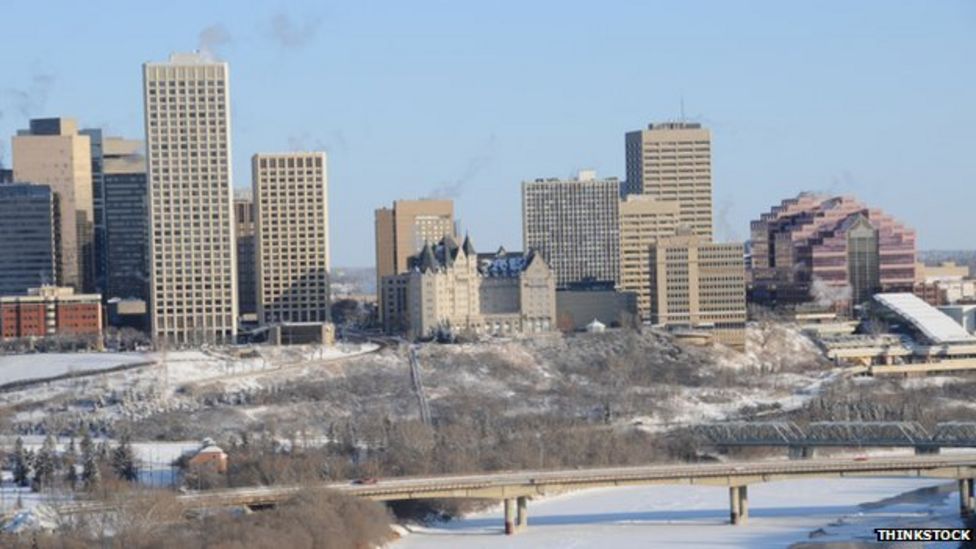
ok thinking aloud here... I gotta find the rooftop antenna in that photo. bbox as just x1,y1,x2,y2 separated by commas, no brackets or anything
680,96,686,123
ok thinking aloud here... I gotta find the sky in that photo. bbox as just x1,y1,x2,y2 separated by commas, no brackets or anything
1,0,974,267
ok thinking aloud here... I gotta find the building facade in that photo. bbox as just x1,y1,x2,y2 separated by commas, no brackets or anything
749,193,916,308
624,122,713,240
0,184,60,295
381,236,556,339
0,286,102,341
101,137,148,304
374,199,455,289
648,231,747,348
253,152,331,325
143,53,237,345
555,282,639,331
80,128,108,294
618,194,680,319
81,131,147,301
234,190,257,321
12,117,95,292
374,199,455,323
522,170,621,288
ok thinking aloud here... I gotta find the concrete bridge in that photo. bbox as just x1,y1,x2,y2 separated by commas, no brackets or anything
178,453,976,535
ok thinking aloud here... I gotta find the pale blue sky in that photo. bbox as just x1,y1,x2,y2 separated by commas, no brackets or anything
1,1,973,266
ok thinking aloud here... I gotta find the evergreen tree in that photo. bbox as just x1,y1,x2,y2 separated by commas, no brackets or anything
80,425,99,490
111,434,138,482
12,437,30,487
97,440,110,461
64,436,79,490
33,434,56,490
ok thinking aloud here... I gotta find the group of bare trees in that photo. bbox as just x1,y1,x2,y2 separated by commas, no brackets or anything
0,487,392,549
181,406,696,496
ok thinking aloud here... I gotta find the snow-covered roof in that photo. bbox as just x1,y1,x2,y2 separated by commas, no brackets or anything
479,251,527,277
874,293,976,345
196,444,226,456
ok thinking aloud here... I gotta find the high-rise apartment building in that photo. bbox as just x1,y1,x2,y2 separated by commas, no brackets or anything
102,137,148,303
0,184,60,295
234,190,257,321
12,117,95,291
253,152,331,325
522,170,621,288
618,195,680,319
143,52,237,345
624,122,713,240
648,230,747,348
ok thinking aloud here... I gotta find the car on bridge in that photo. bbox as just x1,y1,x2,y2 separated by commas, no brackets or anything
352,477,379,485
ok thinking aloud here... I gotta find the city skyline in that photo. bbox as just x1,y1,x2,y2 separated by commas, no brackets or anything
1,1,974,267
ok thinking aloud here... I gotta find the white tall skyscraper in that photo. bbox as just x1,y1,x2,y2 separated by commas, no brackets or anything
253,152,331,325
143,52,237,345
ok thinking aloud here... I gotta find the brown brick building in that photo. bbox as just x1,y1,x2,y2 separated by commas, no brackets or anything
0,286,102,340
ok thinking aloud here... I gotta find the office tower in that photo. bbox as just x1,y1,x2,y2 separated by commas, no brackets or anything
143,52,237,345
0,184,60,295
0,286,102,342
234,190,257,321
624,122,713,240
380,235,556,338
102,137,148,303
649,230,747,348
253,152,331,325
12,117,94,291
80,128,107,294
522,170,621,288
374,199,455,323
618,195,680,319
374,199,455,284
750,193,916,307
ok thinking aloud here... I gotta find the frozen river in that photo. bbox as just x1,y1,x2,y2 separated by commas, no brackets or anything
395,477,965,548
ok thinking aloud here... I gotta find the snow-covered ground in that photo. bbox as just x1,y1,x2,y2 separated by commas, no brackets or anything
0,342,380,433
396,478,965,548
0,352,150,385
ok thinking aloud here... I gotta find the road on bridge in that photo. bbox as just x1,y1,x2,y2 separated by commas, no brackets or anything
179,453,976,533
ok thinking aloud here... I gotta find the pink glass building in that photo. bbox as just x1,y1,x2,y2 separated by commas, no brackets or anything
750,193,915,307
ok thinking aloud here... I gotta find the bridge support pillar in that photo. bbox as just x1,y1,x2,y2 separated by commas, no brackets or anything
516,496,528,531
730,486,749,525
959,479,974,517
740,485,749,524
504,498,516,535
970,478,975,512
729,487,741,525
